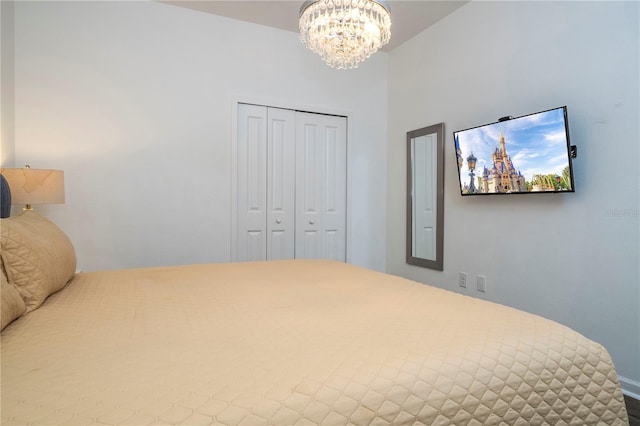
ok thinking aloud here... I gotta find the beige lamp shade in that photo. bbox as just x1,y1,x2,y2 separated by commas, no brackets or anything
1,167,65,210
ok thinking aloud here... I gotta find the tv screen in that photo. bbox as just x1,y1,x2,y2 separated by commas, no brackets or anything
454,106,575,196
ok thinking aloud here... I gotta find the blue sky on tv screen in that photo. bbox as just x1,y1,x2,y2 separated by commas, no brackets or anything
455,107,570,187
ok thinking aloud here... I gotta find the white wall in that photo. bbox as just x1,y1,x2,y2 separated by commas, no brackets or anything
387,1,639,393
1,0,15,167
12,1,387,272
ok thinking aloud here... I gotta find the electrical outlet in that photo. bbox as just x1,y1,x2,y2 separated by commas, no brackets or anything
477,275,487,293
459,272,467,288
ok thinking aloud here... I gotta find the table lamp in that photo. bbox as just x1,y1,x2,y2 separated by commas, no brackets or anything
0,165,65,211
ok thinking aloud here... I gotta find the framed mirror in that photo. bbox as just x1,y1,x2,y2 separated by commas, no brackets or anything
406,123,444,270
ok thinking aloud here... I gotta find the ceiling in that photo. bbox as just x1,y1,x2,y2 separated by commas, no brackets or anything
161,1,469,52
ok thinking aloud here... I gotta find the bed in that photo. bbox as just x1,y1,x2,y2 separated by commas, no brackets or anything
0,211,629,425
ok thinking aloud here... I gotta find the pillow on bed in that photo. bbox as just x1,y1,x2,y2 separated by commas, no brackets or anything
1,267,26,330
0,211,76,312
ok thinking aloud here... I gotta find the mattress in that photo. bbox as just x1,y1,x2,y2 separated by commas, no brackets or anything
1,260,629,425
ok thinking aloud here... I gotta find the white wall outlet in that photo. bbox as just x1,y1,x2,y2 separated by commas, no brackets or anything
477,275,487,293
459,272,467,288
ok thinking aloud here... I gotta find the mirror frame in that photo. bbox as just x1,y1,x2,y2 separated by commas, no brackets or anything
406,123,445,271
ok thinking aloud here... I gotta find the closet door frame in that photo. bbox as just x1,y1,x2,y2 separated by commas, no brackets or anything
231,98,350,263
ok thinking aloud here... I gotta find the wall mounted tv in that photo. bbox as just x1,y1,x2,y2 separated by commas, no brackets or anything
454,106,576,196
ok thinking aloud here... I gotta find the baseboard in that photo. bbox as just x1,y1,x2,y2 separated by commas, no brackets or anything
620,376,640,400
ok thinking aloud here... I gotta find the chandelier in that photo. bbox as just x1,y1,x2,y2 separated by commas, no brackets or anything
299,0,391,70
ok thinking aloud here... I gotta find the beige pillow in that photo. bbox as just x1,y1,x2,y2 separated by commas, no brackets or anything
1,211,76,312
1,267,26,330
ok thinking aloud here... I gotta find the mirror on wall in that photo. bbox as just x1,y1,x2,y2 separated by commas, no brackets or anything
406,123,444,271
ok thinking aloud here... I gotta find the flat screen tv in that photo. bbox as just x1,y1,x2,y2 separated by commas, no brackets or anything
454,106,575,196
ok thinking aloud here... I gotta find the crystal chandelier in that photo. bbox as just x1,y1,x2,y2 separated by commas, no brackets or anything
299,0,391,70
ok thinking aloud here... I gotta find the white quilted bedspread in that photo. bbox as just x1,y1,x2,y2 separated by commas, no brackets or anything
0,260,628,425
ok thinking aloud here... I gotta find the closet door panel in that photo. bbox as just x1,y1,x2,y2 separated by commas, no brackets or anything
295,117,323,259
267,108,296,260
237,104,268,261
295,112,346,261
321,115,347,261
246,231,264,261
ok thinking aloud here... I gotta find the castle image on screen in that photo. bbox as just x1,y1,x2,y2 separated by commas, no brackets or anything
454,107,573,195
456,132,528,193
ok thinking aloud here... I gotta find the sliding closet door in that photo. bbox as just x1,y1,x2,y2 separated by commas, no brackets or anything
266,107,296,260
237,104,268,261
236,104,346,262
237,104,295,261
295,112,347,261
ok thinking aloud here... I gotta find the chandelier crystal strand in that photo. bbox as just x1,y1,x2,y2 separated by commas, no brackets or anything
299,0,391,69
